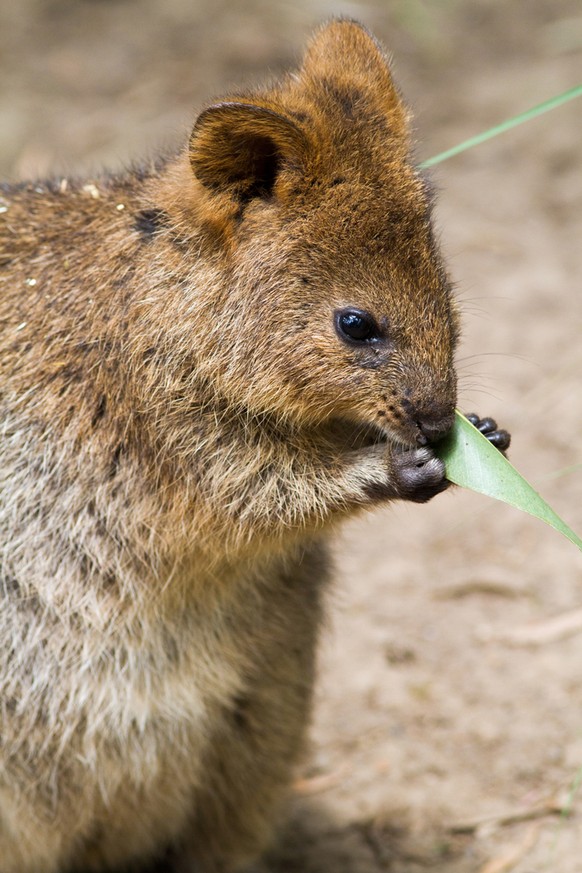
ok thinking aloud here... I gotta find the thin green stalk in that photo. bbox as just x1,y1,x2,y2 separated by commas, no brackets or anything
541,463,582,481
545,765,582,868
420,83,582,168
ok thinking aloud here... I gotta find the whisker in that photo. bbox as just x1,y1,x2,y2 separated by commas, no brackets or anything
459,387,502,403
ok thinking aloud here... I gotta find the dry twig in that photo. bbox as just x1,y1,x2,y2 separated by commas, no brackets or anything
293,766,348,796
478,825,539,873
499,608,582,646
449,799,564,834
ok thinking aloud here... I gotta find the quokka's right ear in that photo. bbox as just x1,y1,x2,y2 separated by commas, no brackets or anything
299,19,410,135
189,101,309,201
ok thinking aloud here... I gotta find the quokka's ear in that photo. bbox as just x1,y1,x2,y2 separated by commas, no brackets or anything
190,101,309,201
300,19,408,128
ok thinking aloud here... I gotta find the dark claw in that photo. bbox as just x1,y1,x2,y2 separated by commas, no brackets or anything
476,416,497,434
464,413,511,453
486,429,511,451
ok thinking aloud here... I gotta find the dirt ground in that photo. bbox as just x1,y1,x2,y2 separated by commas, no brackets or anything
1,1,581,871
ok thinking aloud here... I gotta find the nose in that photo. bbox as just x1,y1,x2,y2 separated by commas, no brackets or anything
401,398,455,445
415,413,455,445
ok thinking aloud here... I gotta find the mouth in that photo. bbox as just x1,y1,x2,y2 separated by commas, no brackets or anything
326,417,420,452
323,407,454,454
377,424,423,450
344,416,455,453
320,417,383,449
379,406,456,449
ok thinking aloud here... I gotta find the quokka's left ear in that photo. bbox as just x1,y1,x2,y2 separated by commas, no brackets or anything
189,101,310,201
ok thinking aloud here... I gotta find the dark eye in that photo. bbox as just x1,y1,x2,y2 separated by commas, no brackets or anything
335,308,379,343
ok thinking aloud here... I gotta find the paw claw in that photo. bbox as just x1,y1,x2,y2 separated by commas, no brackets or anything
463,412,511,453
476,416,497,434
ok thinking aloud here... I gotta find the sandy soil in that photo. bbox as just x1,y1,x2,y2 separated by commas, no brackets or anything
1,1,581,871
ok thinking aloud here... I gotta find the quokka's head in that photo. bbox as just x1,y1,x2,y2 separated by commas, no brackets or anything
187,19,458,448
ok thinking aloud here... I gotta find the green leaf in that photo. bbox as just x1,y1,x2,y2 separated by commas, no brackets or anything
435,410,582,552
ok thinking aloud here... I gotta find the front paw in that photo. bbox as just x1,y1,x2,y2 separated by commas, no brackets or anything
464,413,511,452
393,446,449,504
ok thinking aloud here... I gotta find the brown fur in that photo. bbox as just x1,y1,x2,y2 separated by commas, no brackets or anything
0,20,458,873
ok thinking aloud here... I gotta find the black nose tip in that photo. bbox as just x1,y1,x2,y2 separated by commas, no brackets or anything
401,397,455,445
416,413,455,445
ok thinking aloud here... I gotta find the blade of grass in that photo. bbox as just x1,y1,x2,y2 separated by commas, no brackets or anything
435,411,582,552
541,462,582,481
420,83,582,168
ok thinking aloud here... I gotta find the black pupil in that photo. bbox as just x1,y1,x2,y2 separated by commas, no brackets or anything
339,310,375,341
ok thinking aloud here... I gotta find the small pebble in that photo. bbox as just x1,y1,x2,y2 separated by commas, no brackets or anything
82,183,100,199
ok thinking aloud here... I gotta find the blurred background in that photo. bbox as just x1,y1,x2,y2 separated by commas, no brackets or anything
1,2,581,871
